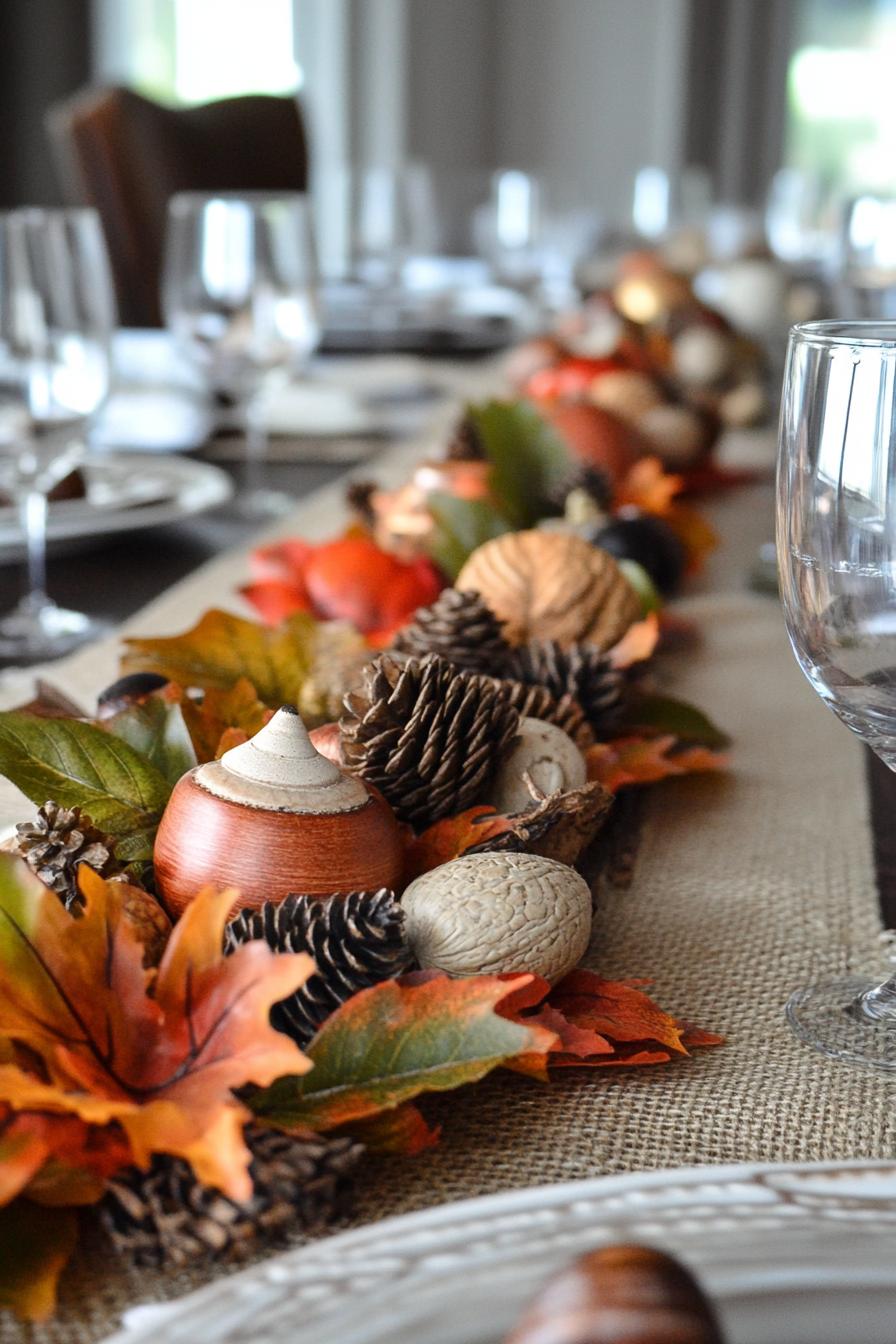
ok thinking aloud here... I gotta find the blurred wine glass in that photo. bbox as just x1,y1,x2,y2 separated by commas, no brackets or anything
0,207,114,661
836,194,896,319
778,319,896,1069
163,191,320,517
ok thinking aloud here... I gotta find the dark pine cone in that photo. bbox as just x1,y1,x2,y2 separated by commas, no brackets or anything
225,889,409,1046
490,678,594,750
341,653,520,829
503,640,624,736
444,413,486,461
391,589,511,676
345,478,377,528
548,463,615,514
14,801,121,912
101,1127,363,1268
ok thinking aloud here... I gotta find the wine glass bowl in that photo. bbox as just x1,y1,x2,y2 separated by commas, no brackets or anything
163,191,320,516
778,319,896,1067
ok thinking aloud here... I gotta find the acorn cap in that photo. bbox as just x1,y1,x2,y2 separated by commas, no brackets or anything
195,706,369,815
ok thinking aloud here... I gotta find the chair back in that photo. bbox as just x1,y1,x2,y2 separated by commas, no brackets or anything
47,86,309,326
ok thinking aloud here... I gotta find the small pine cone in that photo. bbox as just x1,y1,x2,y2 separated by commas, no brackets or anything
345,479,377,527
225,889,409,1046
101,1127,363,1268
14,801,121,912
444,414,486,461
548,464,614,514
392,589,511,675
490,678,594,751
341,654,520,828
503,640,624,736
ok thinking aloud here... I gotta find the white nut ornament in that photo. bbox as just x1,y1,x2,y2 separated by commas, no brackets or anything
487,717,587,815
402,851,592,984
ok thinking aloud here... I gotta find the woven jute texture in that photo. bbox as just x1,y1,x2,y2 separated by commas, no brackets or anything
1,460,894,1341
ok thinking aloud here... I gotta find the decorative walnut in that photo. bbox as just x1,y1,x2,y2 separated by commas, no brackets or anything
456,530,641,650
401,851,592,983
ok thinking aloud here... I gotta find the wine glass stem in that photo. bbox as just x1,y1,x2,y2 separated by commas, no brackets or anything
17,487,50,614
852,974,896,1023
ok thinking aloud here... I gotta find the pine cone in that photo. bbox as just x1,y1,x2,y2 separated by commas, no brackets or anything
503,640,624,735
490,678,594,750
392,589,511,675
548,464,614,514
101,1127,363,1268
444,414,486,461
14,801,121,912
225,889,409,1046
341,654,520,828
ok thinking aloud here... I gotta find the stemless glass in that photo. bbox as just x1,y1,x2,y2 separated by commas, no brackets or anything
0,208,115,661
162,192,320,518
778,319,896,1069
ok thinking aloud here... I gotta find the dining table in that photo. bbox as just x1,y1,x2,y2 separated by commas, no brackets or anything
1,349,895,1344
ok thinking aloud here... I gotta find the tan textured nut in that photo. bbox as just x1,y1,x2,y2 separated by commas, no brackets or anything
401,851,592,983
486,717,587,814
456,530,641,650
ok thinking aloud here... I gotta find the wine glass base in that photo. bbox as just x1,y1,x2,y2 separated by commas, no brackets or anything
785,977,896,1071
0,604,109,663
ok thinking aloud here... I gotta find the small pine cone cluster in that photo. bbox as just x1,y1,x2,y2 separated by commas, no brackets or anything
490,678,594,751
444,414,486,461
225,889,409,1046
503,640,624,736
392,589,510,675
341,653,520,828
14,801,121,912
102,1127,363,1268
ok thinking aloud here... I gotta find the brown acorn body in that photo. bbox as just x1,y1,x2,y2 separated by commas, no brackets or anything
154,772,402,918
506,1245,724,1344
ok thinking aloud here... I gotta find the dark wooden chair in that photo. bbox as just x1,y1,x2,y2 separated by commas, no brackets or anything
46,86,309,327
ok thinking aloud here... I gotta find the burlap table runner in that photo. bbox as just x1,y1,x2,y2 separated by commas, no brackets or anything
1,377,894,1343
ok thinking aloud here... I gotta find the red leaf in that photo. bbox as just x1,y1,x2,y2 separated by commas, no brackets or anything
586,735,729,791
402,806,516,882
339,1103,441,1155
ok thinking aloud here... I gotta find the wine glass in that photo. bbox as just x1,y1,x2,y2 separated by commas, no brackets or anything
778,319,896,1070
0,207,115,662
162,191,320,518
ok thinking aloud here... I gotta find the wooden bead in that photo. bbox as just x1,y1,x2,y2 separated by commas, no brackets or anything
506,1245,724,1344
153,707,403,918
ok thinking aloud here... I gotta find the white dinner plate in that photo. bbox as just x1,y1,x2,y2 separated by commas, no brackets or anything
0,453,233,562
107,1160,896,1344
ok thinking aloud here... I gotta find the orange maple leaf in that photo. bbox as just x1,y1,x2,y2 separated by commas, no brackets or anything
402,806,516,882
608,612,660,668
586,734,729,792
615,456,684,515
0,859,313,1201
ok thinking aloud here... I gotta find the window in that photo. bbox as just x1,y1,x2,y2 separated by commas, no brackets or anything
784,0,896,193
94,0,301,106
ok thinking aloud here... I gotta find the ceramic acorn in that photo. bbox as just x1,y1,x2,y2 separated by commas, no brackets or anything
153,706,404,918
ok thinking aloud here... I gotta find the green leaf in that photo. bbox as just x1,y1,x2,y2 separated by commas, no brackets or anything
104,697,197,786
0,713,171,862
427,492,513,580
622,694,731,749
466,399,571,528
0,1200,77,1321
121,609,319,710
250,973,556,1132
617,560,663,616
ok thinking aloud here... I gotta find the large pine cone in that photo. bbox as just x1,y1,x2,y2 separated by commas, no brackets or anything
392,589,511,675
456,530,641,650
14,801,121,912
341,653,520,828
490,678,594,750
101,1128,363,1268
503,640,624,735
225,889,409,1046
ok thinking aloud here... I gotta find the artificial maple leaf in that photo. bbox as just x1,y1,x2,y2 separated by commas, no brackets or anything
121,609,319,712
0,859,313,1201
664,504,719,574
0,1105,129,1210
250,973,559,1136
586,735,729,792
608,612,660,668
337,1103,440,1156
242,534,444,643
402,806,516,883
614,457,683,515
177,677,274,763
